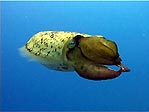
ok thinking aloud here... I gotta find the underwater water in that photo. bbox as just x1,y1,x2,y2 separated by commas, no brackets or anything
1,1,149,111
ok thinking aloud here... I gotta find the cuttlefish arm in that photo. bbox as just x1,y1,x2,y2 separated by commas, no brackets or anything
66,35,130,80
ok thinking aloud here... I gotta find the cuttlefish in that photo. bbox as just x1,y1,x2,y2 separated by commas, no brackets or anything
20,31,130,80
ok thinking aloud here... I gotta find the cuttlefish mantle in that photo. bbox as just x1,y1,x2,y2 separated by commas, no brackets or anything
20,31,130,80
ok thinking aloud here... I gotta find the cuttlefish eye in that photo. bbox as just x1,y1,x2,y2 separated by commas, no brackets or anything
67,35,83,49
67,40,76,49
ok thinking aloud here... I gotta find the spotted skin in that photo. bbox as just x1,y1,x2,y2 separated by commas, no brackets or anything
20,31,91,71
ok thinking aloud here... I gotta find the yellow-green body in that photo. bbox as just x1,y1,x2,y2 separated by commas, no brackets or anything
20,31,130,80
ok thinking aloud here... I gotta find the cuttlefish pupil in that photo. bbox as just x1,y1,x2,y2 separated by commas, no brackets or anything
20,31,130,81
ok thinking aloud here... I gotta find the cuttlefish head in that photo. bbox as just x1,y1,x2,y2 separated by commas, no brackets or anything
64,35,130,80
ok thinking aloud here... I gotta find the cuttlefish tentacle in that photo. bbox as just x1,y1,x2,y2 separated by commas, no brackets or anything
66,35,130,80
75,64,122,80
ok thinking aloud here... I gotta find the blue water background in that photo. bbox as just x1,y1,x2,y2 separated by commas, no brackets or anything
1,1,149,111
